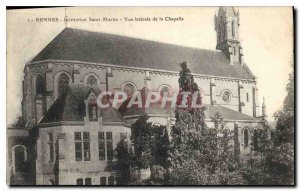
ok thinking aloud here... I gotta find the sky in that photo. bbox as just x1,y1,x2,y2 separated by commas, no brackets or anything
6,7,293,125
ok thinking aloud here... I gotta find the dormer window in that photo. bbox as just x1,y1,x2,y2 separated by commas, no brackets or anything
88,95,98,121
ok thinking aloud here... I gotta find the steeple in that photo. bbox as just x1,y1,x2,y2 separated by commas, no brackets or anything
215,7,244,65
262,97,266,117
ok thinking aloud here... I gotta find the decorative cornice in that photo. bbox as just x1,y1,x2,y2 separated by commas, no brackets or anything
27,59,257,83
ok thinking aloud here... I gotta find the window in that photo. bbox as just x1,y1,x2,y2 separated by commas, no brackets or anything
13,145,26,173
253,129,259,151
76,178,83,185
159,86,172,97
88,96,98,121
123,83,136,97
58,73,70,96
98,132,105,160
87,75,98,86
83,132,90,161
48,133,54,162
36,75,45,95
85,178,92,185
246,93,249,102
106,132,113,160
108,176,115,185
232,20,235,38
244,129,249,147
75,132,82,161
75,132,90,161
222,91,231,103
100,177,107,185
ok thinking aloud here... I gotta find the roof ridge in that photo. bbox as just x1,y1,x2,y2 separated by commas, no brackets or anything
64,27,221,53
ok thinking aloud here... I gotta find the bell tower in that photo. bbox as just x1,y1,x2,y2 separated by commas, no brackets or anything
215,7,244,65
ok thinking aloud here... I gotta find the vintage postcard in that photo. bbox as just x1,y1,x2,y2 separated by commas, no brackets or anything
6,6,294,186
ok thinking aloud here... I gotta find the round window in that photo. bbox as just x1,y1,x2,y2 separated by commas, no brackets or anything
222,91,231,103
123,84,136,97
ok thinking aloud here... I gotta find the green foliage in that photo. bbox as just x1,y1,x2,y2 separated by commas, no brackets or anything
9,116,27,128
243,65,295,185
273,65,294,146
131,114,170,169
251,128,271,155
168,111,240,185
116,138,133,185
264,143,294,185
131,114,153,169
241,143,294,185
151,125,170,168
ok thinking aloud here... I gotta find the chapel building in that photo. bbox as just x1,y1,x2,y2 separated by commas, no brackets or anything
7,7,268,185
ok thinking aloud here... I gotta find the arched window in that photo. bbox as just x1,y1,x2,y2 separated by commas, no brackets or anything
244,129,249,147
85,178,92,185
57,73,70,96
76,178,83,185
36,75,45,95
100,177,107,185
159,86,172,97
232,20,235,38
88,95,98,121
123,83,136,97
253,129,259,151
86,75,98,86
13,145,27,173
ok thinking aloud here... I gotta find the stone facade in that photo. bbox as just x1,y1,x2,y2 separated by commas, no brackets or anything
35,122,131,185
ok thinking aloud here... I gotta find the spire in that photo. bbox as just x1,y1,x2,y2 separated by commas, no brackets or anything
215,7,243,65
262,97,266,117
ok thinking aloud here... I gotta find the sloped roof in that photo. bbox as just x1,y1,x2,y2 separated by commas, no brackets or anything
31,28,253,79
118,87,175,117
40,84,126,124
119,99,255,121
204,104,255,121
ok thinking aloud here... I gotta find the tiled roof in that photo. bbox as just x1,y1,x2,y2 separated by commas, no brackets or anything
31,28,254,79
118,87,176,117
119,99,255,121
40,84,126,124
204,104,255,121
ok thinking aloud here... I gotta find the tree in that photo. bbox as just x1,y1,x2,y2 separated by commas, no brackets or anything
131,114,153,169
167,112,243,185
167,62,243,185
9,116,27,128
251,128,271,160
243,64,295,185
116,137,133,185
273,65,294,146
270,64,294,184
